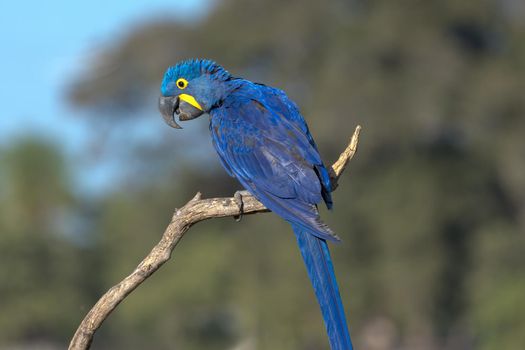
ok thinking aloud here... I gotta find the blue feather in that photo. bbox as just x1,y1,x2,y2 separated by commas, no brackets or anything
209,80,352,347
294,225,353,350
161,60,352,349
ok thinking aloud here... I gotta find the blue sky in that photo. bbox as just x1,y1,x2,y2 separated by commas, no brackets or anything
0,0,212,192
0,0,210,147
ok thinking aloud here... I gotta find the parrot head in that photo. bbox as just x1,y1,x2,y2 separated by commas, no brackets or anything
159,59,233,128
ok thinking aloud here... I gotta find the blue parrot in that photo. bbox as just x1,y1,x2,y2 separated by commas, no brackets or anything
159,59,353,350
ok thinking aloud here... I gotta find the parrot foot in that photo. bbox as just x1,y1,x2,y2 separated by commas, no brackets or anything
233,190,251,222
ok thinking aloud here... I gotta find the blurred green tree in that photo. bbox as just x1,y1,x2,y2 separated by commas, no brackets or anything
0,139,91,346
65,1,525,348
2,0,524,349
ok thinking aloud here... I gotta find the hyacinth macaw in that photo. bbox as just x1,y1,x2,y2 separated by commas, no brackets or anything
159,59,353,350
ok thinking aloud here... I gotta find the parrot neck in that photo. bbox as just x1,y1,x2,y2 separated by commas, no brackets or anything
210,78,243,109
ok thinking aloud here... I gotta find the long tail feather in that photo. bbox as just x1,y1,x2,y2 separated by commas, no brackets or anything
293,225,353,350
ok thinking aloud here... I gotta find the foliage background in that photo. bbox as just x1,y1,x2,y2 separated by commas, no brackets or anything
1,0,524,349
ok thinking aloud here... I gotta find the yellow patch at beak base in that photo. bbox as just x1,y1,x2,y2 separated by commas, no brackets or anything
179,94,203,111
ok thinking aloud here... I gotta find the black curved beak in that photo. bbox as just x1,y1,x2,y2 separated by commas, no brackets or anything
158,96,204,129
159,95,182,129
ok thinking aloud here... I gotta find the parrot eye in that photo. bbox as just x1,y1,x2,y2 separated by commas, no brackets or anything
176,78,188,89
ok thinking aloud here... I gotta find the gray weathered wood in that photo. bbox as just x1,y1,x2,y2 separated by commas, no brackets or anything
68,125,361,350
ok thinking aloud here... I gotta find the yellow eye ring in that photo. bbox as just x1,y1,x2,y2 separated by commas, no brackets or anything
176,78,188,89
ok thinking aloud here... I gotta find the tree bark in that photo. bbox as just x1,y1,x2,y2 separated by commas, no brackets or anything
68,125,361,350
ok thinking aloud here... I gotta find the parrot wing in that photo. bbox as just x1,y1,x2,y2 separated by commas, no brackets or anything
211,95,338,241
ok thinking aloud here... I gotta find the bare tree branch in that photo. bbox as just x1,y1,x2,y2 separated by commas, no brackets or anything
68,125,362,350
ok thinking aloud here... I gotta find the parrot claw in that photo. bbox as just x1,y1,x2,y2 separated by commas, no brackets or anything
233,190,251,222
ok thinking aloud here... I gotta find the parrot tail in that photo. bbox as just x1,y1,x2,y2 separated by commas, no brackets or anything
293,225,353,350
